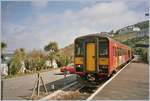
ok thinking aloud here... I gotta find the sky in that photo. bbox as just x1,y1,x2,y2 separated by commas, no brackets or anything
1,0,149,52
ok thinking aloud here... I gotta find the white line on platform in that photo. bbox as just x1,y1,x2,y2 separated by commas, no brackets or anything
86,60,133,101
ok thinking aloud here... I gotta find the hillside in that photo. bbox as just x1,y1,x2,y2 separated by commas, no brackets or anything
113,32,137,42
59,44,74,57
134,20,149,29
60,20,149,58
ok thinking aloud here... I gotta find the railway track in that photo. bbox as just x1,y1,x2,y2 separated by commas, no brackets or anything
41,59,133,100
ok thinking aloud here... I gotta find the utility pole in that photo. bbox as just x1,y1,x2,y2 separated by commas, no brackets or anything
1,80,3,100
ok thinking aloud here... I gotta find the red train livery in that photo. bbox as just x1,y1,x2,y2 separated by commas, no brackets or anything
74,33,132,81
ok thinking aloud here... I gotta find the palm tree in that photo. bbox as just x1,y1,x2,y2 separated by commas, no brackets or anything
9,48,27,75
1,42,7,62
44,42,58,52
44,42,59,68
1,42,7,50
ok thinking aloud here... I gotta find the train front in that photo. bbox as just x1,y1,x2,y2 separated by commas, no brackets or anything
74,35,109,81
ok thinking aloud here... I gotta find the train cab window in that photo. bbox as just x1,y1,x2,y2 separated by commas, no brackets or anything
99,40,108,57
75,41,83,56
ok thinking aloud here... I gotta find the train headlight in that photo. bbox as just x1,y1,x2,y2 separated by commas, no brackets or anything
76,64,83,72
77,64,81,67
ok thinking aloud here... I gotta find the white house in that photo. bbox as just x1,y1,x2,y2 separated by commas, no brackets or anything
45,60,58,68
1,63,8,76
19,61,26,73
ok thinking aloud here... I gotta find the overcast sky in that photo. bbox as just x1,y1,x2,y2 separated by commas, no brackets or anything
1,0,149,52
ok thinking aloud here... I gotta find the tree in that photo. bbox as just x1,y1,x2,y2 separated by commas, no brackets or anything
44,42,58,53
1,42,7,62
44,42,59,68
10,48,27,75
55,53,72,67
1,42,7,50
27,50,46,71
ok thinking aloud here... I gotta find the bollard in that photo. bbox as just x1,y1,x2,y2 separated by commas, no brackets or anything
63,70,67,86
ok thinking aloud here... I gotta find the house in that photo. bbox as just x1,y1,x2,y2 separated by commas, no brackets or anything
118,25,135,34
136,28,149,37
19,61,26,73
1,63,8,76
1,52,13,76
45,60,58,68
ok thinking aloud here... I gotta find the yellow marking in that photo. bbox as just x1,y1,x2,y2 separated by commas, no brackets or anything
99,58,108,65
75,57,83,64
86,43,95,72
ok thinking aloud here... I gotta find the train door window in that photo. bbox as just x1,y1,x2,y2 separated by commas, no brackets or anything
75,40,83,56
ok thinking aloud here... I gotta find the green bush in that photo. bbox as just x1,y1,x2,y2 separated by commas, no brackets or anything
10,57,22,75
56,54,72,67
141,49,148,63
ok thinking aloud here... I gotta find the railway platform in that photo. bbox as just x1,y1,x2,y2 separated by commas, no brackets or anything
91,62,149,100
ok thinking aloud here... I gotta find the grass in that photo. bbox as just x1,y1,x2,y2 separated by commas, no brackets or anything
113,32,137,42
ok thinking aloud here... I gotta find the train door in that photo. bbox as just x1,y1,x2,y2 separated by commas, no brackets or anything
117,48,119,67
113,46,117,68
86,43,96,72
128,50,131,59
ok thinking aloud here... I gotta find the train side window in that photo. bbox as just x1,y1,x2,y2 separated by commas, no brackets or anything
128,50,130,58
117,48,119,56
118,48,120,56
121,49,123,55
113,47,115,56
116,48,118,56
119,48,121,56
120,49,121,56
116,48,117,56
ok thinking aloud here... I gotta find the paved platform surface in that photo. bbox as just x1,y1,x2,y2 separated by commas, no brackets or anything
92,62,149,100
2,69,76,100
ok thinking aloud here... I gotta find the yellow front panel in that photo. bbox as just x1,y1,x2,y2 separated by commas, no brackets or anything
75,57,83,64
99,58,108,65
86,43,95,72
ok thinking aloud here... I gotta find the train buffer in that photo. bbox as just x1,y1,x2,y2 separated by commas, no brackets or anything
90,62,149,100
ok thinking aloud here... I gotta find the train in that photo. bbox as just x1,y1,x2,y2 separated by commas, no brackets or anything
74,33,133,81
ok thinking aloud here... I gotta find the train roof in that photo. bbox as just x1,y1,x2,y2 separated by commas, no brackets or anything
75,33,109,39
75,33,131,50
